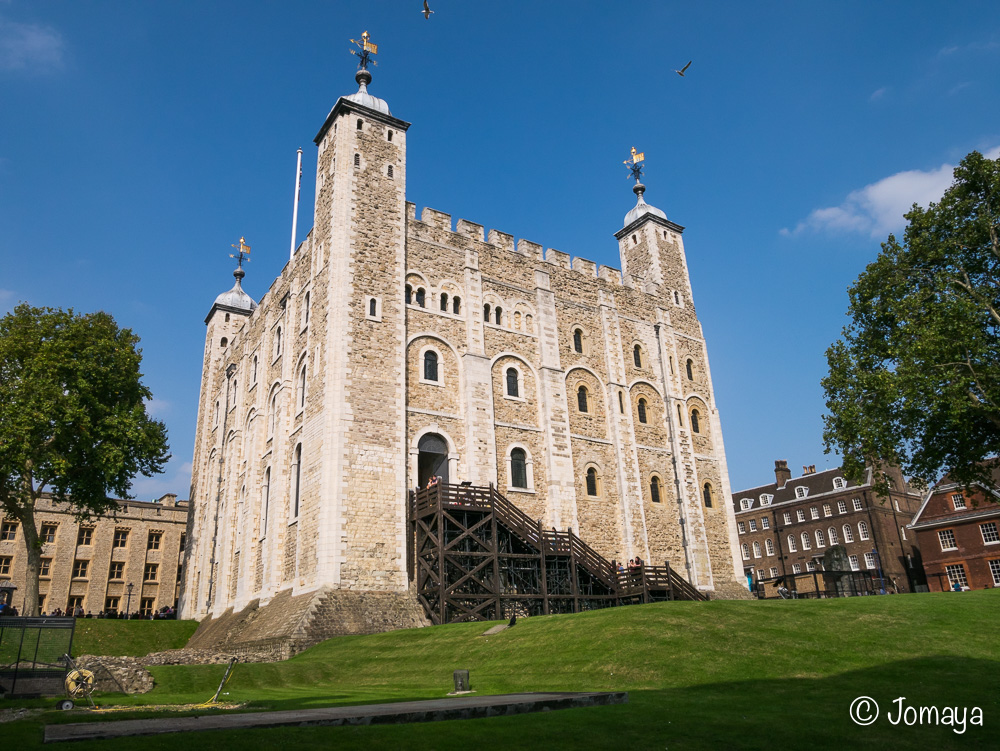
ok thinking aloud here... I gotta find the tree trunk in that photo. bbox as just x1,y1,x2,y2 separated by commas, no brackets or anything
15,504,41,616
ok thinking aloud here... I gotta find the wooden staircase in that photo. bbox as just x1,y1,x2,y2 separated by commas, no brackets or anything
408,483,706,625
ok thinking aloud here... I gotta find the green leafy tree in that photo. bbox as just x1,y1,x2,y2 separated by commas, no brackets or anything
0,304,169,615
823,150,1000,493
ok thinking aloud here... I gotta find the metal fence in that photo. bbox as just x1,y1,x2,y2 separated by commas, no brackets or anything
755,570,881,599
0,616,75,698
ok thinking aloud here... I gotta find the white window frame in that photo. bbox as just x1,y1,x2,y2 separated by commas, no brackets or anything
980,521,999,545
810,507,819,520
838,500,847,514
765,538,775,556
783,512,792,525
761,517,770,530
938,529,957,551
770,567,778,578
833,477,846,490
741,543,750,561
737,521,746,534
787,535,797,553
843,524,855,543
753,541,761,558
829,527,838,545
795,486,809,499
951,493,966,510
759,494,773,506
796,510,805,523
849,555,860,571
988,559,1000,586
740,498,753,511
858,521,870,541
801,531,812,550
792,563,801,574
823,503,832,517
852,497,863,511
946,563,968,589
748,519,757,532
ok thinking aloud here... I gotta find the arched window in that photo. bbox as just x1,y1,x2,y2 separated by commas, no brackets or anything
677,404,684,427
356,118,363,130
292,443,302,518
369,298,377,317
690,409,701,434
829,527,839,545
843,524,854,543
262,467,271,536
214,400,220,426
484,303,491,322
753,541,761,558
573,328,583,353
415,288,425,307
633,344,642,368
703,482,713,507
387,129,393,142
303,291,310,327
387,165,394,178
225,313,230,322
252,355,258,384
577,385,588,413
618,391,624,413
423,350,439,382
686,359,694,380
858,521,870,540
586,467,599,496
787,534,797,552
354,153,360,167
268,391,278,436
405,285,412,304
510,448,527,489
440,293,448,312
741,543,750,560
298,361,307,409
231,380,237,411
453,296,461,314
765,538,775,555
495,306,502,325
816,529,826,548
220,337,228,348
637,398,648,424
506,367,519,397
274,327,282,358
650,476,661,503
801,531,811,550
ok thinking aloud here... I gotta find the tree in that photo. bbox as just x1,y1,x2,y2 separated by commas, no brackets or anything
823,150,1000,494
0,304,169,615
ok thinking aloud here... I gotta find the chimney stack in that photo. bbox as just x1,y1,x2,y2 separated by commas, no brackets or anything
774,460,791,488
801,465,817,476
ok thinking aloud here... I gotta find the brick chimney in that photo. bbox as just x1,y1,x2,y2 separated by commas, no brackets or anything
774,460,791,488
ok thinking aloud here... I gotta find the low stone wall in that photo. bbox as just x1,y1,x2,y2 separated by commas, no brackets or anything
75,656,154,695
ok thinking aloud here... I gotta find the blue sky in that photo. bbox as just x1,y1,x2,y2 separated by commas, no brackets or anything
2,2,999,497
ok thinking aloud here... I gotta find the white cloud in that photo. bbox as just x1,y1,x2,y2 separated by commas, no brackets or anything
129,460,193,502
949,81,972,96
782,147,1000,239
0,288,14,314
869,87,887,102
0,17,63,72
144,397,171,417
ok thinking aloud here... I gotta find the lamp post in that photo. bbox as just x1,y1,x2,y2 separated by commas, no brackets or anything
125,582,134,617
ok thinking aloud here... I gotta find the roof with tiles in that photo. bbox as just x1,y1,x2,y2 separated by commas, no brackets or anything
731,465,868,514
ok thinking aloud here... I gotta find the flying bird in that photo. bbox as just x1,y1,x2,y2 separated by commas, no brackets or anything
675,61,692,77
422,0,434,19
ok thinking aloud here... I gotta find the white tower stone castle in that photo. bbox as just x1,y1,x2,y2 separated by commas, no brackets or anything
181,45,746,649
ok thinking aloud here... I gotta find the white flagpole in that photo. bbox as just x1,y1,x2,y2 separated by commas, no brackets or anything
289,148,303,261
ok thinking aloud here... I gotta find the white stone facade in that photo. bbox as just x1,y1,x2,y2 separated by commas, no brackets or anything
180,72,744,622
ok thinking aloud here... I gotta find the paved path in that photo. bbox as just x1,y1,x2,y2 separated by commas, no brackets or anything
44,691,628,743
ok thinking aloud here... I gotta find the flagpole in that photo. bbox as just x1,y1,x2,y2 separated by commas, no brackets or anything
289,148,303,261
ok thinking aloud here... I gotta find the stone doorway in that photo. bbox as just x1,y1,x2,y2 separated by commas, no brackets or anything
417,433,450,487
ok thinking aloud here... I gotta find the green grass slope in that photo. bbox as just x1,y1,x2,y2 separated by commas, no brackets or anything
8,592,999,750
71,620,199,657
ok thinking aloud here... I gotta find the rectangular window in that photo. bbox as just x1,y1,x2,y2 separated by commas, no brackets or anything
140,598,155,617
849,555,860,571
980,522,999,545
105,596,120,613
737,521,745,534
806,562,816,572
41,524,57,543
748,519,757,532
864,552,877,570
143,563,158,582
770,567,778,578
72,559,89,579
989,560,1000,586
77,527,94,546
938,529,958,551
179,533,186,552
796,510,805,523
108,561,124,580
810,507,819,520
838,501,847,514
792,563,801,573
761,517,770,529
951,493,966,510
945,564,968,589
113,529,129,548
40,557,52,577
147,532,162,550
852,498,863,511
783,512,792,525
0,556,10,575
823,503,832,517
1,521,17,541
67,595,83,613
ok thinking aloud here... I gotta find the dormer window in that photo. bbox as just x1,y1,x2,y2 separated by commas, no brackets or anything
759,494,772,506
833,477,846,490
795,486,808,499
740,498,752,511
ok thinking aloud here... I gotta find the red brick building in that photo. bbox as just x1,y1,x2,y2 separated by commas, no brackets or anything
731,461,925,594
909,469,1000,591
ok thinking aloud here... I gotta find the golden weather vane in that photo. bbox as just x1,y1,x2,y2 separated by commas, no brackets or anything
624,147,645,183
350,30,379,69
230,236,251,268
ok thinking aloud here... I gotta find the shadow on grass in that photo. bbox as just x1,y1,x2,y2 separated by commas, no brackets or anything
8,655,998,750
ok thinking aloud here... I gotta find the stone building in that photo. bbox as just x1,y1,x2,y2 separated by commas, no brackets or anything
909,467,1000,591
731,461,925,593
0,494,187,615
181,50,745,636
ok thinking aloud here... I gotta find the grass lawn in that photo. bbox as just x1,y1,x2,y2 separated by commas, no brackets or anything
3,591,998,749
71,619,199,657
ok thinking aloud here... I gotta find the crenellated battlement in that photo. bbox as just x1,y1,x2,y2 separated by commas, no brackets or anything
405,202,639,291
